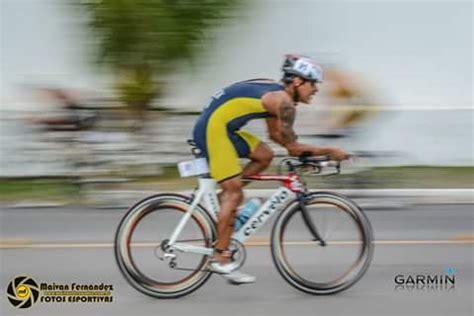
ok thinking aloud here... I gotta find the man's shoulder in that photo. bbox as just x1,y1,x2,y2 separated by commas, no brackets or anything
262,90,291,107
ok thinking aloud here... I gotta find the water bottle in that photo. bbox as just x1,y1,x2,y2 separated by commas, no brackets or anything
234,198,262,232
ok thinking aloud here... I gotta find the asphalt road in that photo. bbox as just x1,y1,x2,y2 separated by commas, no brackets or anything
1,204,473,316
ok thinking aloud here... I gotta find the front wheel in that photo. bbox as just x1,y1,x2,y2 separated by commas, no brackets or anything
271,192,374,295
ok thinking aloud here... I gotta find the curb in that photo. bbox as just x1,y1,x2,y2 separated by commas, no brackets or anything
3,189,472,209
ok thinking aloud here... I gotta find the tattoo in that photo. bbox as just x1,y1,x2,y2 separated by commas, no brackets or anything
279,100,297,143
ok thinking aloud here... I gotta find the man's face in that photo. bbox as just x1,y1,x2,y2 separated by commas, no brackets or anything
294,77,319,104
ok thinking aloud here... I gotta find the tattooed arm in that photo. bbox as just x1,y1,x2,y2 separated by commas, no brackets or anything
264,94,348,160
278,99,298,144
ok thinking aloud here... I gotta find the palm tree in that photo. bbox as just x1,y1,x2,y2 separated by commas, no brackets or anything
81,0,240,120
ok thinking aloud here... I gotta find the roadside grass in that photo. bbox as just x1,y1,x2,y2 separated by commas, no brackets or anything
0,178,79,203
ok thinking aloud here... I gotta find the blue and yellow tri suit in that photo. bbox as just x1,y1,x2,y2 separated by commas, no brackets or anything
193,79,284,182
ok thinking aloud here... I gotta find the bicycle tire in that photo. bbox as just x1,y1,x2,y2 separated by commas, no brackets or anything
271,192,374,295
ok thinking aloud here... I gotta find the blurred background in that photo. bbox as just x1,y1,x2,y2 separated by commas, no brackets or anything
0,0,472,206
1,2,473,315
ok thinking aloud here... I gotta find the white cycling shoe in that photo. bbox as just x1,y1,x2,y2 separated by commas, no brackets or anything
209,261,256,285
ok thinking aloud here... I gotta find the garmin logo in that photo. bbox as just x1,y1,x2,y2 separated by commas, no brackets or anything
244,190,289,236
394,268,456,292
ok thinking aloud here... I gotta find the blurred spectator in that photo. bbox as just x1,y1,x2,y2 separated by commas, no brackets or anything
32,88,97,131
318,68,380,138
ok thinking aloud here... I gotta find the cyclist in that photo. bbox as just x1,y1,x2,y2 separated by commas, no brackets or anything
192,54,349,285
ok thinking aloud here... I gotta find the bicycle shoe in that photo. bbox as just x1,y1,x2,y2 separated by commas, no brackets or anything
221,271,256,285
209,261,256,285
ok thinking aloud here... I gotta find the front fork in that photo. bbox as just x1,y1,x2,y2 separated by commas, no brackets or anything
297,193,327,247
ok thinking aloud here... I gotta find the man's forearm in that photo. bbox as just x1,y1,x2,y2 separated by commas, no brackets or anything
285,142,334,157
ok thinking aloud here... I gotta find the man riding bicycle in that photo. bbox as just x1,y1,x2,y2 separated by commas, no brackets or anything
192,54,349,285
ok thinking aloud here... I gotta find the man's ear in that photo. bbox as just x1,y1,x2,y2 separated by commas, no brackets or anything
293,76,304,87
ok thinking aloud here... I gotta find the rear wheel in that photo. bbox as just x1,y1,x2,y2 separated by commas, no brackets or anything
115,194,216,298
271,192,374,295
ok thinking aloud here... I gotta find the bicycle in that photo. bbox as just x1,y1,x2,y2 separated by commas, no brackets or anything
115,141,374,298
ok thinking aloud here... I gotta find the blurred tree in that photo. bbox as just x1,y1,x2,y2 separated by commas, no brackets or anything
81,0,240,121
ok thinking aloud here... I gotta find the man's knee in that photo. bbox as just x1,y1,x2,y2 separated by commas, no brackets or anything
255,143,274,166
263,145,274,164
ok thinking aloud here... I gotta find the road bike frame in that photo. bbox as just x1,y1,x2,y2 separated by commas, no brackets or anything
167,173,307,256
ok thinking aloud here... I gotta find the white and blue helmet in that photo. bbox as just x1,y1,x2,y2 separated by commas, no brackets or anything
282,54,323,83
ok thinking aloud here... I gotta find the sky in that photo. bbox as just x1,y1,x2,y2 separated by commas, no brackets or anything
0,0,472,111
